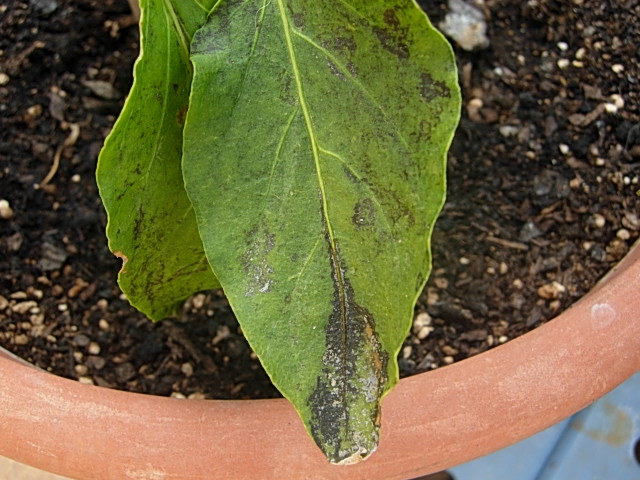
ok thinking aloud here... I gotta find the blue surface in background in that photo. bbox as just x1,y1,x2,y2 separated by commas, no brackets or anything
448,371,640,480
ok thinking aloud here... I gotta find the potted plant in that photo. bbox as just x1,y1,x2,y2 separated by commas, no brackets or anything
95,0,464,466
1,240,639,479
1,0,638,478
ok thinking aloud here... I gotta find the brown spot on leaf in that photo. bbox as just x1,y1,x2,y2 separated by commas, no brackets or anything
420,72,450,103
134,205,145,237
373,7,410,60
352,198,375,228
333,34,357,56
373,26,409,59
383,9,401,30
327,60,346,80
176,105,188,126
279,70,296,106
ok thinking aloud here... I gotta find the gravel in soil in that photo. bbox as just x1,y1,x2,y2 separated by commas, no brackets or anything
1,0,639,400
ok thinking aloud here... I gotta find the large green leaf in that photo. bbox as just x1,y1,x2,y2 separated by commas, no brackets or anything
184,0,460,464
96,0,220,320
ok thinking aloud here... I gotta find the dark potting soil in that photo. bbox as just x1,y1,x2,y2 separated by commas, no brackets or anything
1,0,639,400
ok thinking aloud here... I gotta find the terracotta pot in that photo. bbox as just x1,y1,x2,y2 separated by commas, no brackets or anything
1,241,639,480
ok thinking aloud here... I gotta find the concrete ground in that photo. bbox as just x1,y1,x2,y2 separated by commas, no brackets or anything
0,456,71,480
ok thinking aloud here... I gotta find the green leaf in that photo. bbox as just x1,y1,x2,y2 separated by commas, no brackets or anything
184,0,460,463
96,0,220,320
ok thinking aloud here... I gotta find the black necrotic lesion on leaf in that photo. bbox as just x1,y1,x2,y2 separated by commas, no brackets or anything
420,72,451,103
307,234,388,462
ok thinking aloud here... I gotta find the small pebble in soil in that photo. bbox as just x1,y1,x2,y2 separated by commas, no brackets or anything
82,80,121,100
417,326,434,340
434,277,449,289
442,345,459,356
39,242,69,271
439,0,489,51
413,312,432,333
589,244,607,262
0,199,14,220
617,229,631,241
402,346,413,359
181,362,194,377
537,281,566,300
588,213,606,229
622,213,639,231
606,239,629,260
14,334,29,346
609,94,625,109
11,301,38,315
499,125,519,138
594,158,606,167
85,356,105,370
520,221,543,242
459,329,488,342
604,103,619,114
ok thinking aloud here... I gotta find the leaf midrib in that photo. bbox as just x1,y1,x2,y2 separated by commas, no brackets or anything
161,0,192,62
275,0,350,407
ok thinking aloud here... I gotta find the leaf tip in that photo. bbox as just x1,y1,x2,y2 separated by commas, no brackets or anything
332,445,376,466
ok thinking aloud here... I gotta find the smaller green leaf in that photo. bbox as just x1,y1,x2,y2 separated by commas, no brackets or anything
96,0,219,320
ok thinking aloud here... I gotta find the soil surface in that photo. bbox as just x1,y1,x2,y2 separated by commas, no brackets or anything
1,0,639,401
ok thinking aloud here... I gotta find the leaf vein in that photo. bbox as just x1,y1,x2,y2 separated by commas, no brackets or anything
263,107,299,210
291,29,411,152
142,6,174,184
318,147,393,230
288,235,323,295
161,0,191,61
276,0,350,414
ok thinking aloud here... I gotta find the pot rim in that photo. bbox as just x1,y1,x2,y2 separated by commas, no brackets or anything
1,241,639,480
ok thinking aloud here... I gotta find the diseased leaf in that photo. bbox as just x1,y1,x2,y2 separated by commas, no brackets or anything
184,0,460,464
96,0,220,320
